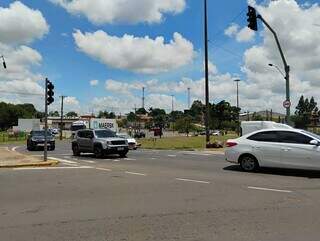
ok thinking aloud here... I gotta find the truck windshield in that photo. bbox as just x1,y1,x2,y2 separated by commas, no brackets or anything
95,130,116,138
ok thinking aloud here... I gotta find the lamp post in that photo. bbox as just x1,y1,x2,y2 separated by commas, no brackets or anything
1,55,7,69
268,63,290,123
234,79,241,135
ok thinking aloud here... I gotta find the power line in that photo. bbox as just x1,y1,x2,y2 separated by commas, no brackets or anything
0,90,43,96
208,41,243,59
210,7,247,41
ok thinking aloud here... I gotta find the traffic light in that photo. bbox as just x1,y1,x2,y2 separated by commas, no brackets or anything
47,79,54,105
247,6,258,31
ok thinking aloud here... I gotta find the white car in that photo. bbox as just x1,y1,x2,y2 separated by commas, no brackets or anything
225,128,320,172
117,134,138,150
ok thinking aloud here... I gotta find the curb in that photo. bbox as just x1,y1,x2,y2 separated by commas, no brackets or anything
0,160,60,168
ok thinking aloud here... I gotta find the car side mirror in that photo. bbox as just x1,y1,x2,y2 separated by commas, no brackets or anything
310,140,320,146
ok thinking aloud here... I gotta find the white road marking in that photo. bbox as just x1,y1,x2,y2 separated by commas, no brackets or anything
11,146,20,152
113,159,121,162
176,178,210,184
150,158,157,160
125,171,147,176
13,166,92,171
96,168,112,172
168,155,176,157
248,186,292,193
81,160,96,164
183,152,210,156
125,158,136,161
48,157,77,164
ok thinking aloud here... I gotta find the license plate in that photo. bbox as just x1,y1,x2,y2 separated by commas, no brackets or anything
37,143,45,146
117,147,124,151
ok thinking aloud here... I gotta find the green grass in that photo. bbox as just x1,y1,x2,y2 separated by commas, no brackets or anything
139,134,238,150
0,132,27,144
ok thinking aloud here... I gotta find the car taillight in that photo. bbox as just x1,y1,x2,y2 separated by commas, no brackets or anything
226,141,238,147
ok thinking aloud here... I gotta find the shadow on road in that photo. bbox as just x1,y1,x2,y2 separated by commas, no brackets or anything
224,165,320,179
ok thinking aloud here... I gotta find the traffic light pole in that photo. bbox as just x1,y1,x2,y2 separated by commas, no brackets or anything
44,78,48,162
257,15,290,124
204,0,210,144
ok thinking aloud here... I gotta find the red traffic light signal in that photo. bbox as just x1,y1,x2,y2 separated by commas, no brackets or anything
247,6,258,31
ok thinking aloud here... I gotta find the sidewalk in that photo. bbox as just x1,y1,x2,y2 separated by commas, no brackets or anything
0,147,59,168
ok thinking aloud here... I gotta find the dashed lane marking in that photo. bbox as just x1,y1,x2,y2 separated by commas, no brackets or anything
11,146,20,152
113,159,121,162
125,171,147,176
13,166,93,171
175,178,210,184
96,168,112,172
81,160,96,164
125,158,136,161
168,155,177,157
248,186,293,193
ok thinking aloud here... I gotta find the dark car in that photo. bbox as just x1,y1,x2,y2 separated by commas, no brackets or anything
27,130,55,151
134,131,146,138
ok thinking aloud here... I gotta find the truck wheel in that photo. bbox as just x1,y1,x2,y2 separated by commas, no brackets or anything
119,151,128,158
94,145,104,158
72,144,81,156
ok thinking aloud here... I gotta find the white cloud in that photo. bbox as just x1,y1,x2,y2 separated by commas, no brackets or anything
0,1,49,45
90,79,99,86
225,23,255,42
73,30,195,74
224,23,239,37
50,0,186,25
64,96,79,106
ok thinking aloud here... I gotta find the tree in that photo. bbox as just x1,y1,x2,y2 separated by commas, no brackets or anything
98,111,116,119
49,111,60,117
293,95,318,128
66,111,78,117
136,108,147,115
127,112,137,123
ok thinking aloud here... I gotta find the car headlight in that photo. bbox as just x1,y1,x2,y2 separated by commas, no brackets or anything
106,141,112,145
31,138,36,142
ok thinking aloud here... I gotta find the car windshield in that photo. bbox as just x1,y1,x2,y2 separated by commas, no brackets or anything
95,130,116,138
302,130,320,140
32,131,51,136
71,125,86,131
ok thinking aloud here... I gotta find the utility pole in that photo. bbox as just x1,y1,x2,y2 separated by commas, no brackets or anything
204,0,210,144
142,87,145,109
234,79,240,135
171,95,174,113
187,87,191,109
59,95,67,140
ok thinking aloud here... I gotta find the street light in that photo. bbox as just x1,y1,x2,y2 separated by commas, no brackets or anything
1,55,7,69
268,63,285,78
234,79,241,135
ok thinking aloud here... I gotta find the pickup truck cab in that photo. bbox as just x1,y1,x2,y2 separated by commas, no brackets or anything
72,129,129,158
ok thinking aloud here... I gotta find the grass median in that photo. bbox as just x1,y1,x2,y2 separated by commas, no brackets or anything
139,134,237,150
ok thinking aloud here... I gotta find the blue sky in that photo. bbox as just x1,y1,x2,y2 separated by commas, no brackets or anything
0,0,319,114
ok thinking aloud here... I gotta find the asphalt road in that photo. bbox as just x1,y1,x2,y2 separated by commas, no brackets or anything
1,140,320,241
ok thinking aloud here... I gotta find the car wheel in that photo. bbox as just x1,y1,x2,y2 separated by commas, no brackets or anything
94,146,104,158
119,151,128,158
50,145,55,151
240,155,259,172
72,144,81,156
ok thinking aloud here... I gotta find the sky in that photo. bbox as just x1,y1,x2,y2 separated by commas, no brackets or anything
0,0,319,115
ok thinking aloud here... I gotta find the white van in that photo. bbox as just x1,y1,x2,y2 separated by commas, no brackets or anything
240,121,292,136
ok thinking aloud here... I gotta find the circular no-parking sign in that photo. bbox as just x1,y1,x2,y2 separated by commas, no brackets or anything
283,100,291,109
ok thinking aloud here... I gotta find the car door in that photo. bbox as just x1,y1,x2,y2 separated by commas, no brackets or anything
82,130,94,152
278,131,320,169
76,131,86,150
247,131,282,167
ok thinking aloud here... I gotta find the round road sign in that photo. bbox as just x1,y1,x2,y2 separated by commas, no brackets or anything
283,100,291,108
